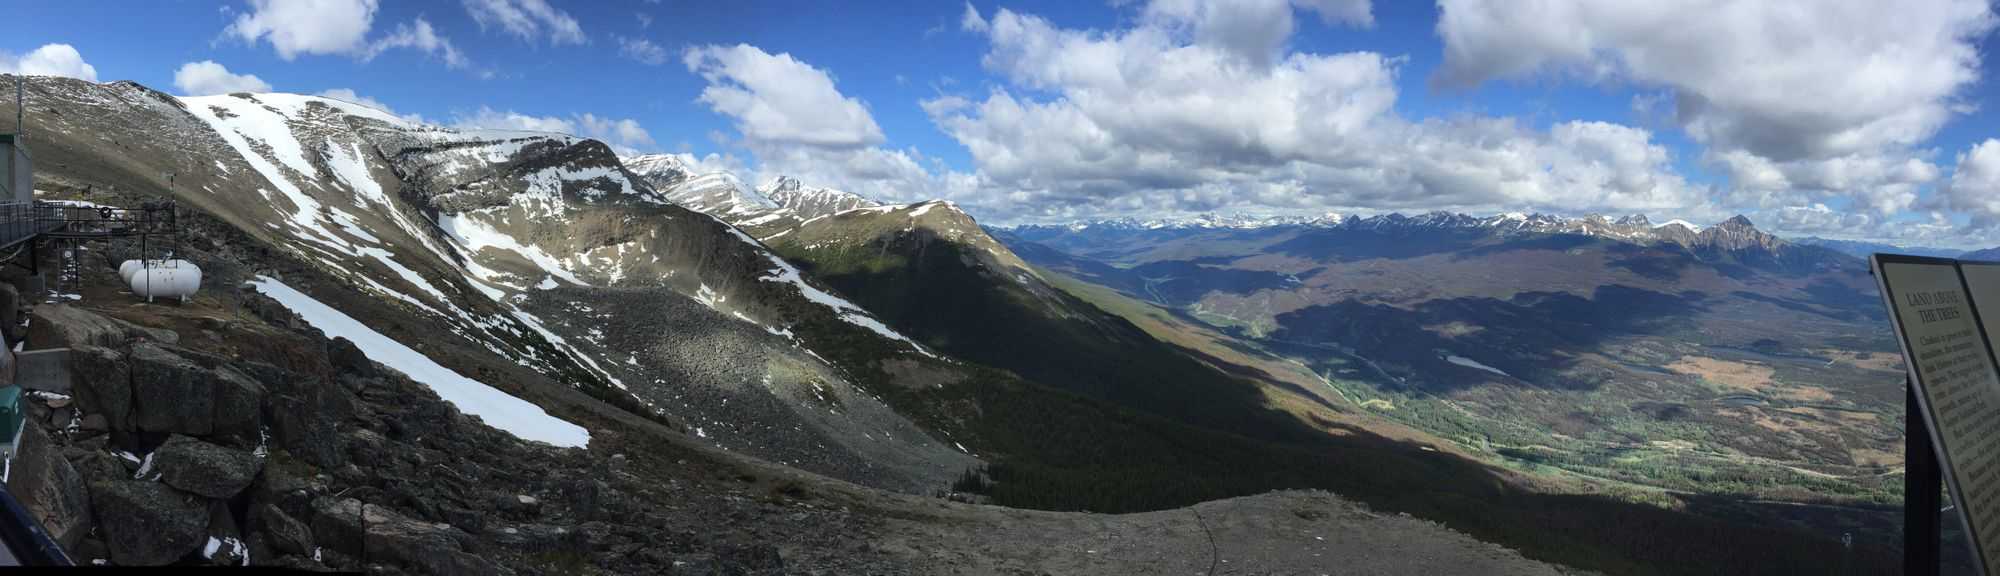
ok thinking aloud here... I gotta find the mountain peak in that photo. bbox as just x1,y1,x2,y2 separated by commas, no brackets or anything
759,177,879,220
1719,215,1756,230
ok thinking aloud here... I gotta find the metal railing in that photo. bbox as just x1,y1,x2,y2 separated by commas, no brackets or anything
0,202,63,252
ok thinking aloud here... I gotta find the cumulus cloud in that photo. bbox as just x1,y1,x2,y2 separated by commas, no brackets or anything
924,1,1705,223
451,107,655,153
681,43,978,205
172,61,272,95
1432,0,1995,227
1938,139,2000,229
1138,0,1372,67
224,0,470,69
365,18,470,69
960,2,989,33
617,36,668,65
452,106,576,133
576,113,655,149
0,44,98,81
683,44,885,149
463,0,586,45
225,0,380,60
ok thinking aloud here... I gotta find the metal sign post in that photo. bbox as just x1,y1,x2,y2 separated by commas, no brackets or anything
1911,377,1942,575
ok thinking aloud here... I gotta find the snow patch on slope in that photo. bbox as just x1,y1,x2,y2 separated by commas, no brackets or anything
249,277,591,447
717,224,934,357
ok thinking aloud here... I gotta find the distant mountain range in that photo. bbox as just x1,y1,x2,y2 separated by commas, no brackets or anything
1792,237,1964,260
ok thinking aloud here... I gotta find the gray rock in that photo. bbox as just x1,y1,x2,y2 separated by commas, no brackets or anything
5,423,91,549
68,346,130,432
88,480,208,566
268,393,344,468
0,282,20,342
129,344,213,435
154,434,263,499
327,337,375,378
263,504,314,555
68,450,125,485
669,553,724,576
108,317,179,346
492,523,579,554
25,305,126,350
210,365,265,438
311,498,501,576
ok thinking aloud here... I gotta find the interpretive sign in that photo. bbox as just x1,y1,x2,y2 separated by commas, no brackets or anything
1875,254,2000,575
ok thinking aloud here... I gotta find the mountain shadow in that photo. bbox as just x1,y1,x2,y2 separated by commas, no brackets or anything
1270,285,1710,392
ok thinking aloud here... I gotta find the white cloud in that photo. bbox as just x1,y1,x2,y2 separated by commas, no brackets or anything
679,43,981,205
1137,0,1372,67
225,0,380,60
1939,139,2000,229
172,61,272,96
635,12,653,29
453,106,575,133
318,88,428,124
923,1,1710,224
617,36,668,65
960,2,989,33
223,0,469,69
365,17,471,69
576,113,655,150
1431,0,1995,228
0,44,98,81
683,44,885,149
451,107,654,153
463,0,586,45
1433,0,1993,158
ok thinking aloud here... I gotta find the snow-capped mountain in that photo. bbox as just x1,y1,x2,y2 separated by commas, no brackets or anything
757,176,880,220
1055,212,1347,231
1021,211,1800,253
623,153,776,218
22,78,975,491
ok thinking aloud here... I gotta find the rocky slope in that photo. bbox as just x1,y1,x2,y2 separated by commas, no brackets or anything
11,76,973,493
4,255,1576,573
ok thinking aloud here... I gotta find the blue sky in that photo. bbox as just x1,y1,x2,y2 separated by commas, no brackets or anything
4,0,1999,246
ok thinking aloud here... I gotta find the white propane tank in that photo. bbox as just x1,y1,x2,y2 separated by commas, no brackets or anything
126,260,202,302
118,259,149,283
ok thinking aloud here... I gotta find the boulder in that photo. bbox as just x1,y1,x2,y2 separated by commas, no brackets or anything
129,344,214,435
154,434,263,499
6,423,91,549
268,393,343,468
25,305,126,351
210,366,265,438
262,504,314,556
312,498,501,576
327,337,375,378
0,282,20,341
68,346,130,431
88,481,208,566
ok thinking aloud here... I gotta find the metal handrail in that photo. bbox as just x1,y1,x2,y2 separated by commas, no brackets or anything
0,482,71,566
